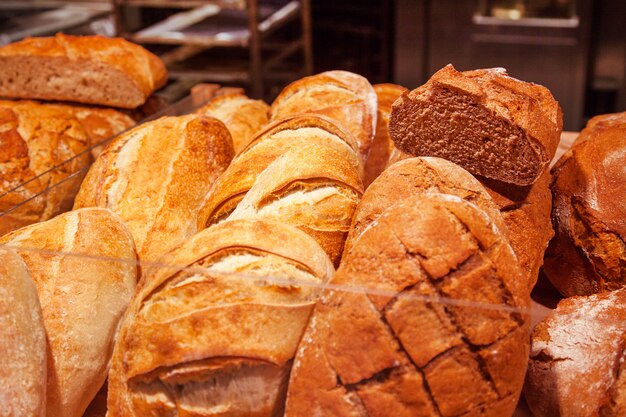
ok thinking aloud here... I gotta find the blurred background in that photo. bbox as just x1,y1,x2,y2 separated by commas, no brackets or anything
0,0,624,130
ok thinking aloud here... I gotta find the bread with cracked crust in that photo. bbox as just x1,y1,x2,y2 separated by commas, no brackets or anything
285,193,530,417
389,64,562,186
107,219,334,417
0,34,167,108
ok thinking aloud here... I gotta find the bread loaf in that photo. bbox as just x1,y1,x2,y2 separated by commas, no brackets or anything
196,92,269,153
0,100,91,235
0,208,137,417
0,34,167,108
544,113,626,296
0,247,46,417
270,70,377,163
74,114,234,261
363,83,407,187
525,289,626,417
286,193,530,417
107,219,334,417
389,64,562,185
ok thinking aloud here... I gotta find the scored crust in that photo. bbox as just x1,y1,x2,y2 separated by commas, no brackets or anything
285,193,530,417
389,64,562,186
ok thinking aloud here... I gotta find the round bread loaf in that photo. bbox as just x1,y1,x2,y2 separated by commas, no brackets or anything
543,113,626,296
525,289,626,417
286,193,530,417
389,64,562,186
0,247,46,417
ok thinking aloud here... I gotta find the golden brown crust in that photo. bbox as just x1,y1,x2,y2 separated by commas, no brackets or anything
74,114,235,261
0,34,167,108
107,219,334,417
544,114,626,296
525,289,626,417
0,247,46,417
285,193,530,417
389,64,562,186
0,100,91,236
270,70,377,163
196,92,270,153
0,208,137,417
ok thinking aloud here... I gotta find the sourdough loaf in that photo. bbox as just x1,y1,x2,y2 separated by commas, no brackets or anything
525,289,626,417
0,208,137,417
389,64,562,185
74,114,234,261
196,92,269,153
286,194,530,417
270,70,377,163
0,247,46,417
107,219,334,417
0,34,167,108
544,113,626,296
363,83,407,187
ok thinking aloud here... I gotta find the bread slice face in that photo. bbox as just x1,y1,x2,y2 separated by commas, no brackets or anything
389,64,562,186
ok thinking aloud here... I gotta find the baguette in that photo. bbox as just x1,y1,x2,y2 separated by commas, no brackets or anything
107,219,334,417
74,114,234,261
0,34,167,109
0,247,46,417
0,208,137,417
286,193,530,417
389,64,562,185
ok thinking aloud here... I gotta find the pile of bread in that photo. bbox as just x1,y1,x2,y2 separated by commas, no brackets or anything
0,35,625,417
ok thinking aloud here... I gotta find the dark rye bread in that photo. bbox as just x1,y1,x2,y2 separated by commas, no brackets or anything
524,289,626,417
544,113,626,296
389,64,562,186
285,194,530,417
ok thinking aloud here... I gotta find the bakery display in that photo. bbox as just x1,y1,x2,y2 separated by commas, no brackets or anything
107,219,334,417
0,34,167,109
0,208,137,417
525,289,626,417
0,247,46,417
544,112,626,296
389,64,562,186
286,194,530,417
74,114,235,261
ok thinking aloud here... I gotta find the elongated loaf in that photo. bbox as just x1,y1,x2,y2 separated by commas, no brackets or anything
107,219,334,417
196,92,269,153
525,289,626,417
286,194,530,417
0,100,91,235
0,34,167,108
270,70,377,163
0,208,137,417
0,247,46,417
74,114,234,261
544,112,626,296
363,83,407,187
389,64,562,185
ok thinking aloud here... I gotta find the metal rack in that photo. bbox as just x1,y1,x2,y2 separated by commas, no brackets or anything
112,0,313,98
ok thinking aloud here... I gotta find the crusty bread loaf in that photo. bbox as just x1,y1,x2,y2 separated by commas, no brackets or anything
0,208,137,417
389,64,562,186
0,100,91,236
0,247,46,417
107,219,334,417
479,170,553,288
196,92,269,153
270,70,377,163
525,289,626,417
0,34,167,109
286,193,530,417
544,112,626,296
345,157,506,258
74,114,234,261
363,83,407,187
